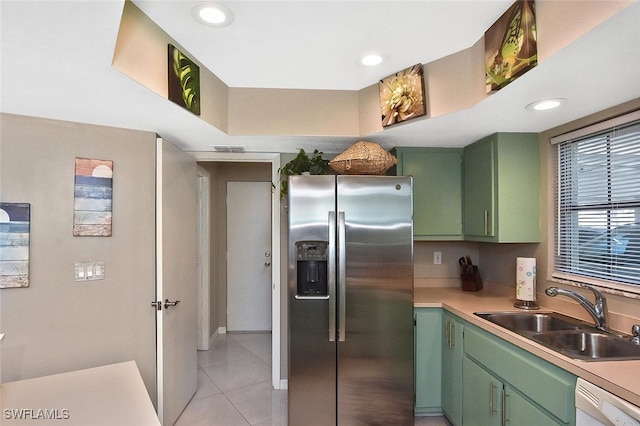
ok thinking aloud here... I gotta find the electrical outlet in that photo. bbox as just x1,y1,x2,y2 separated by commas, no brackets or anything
434,251,442,265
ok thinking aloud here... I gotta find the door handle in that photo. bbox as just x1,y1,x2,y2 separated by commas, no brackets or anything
328,211,337,342
164,299,180,309
337,211,346,342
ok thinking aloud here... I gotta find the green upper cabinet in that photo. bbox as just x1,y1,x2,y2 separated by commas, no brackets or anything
392,148,463,241
463,133,540,242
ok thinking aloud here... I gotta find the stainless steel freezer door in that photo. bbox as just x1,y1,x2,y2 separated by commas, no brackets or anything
336,176,414,425
288,175,337,426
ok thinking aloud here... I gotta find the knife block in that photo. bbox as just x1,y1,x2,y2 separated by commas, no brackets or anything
461,267,483,292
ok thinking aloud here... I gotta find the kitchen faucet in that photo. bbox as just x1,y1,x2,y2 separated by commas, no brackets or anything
545,284,609,332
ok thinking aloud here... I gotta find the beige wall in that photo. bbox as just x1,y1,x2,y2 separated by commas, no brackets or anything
0,113,157,403
112,1,634,141
113,1,229,132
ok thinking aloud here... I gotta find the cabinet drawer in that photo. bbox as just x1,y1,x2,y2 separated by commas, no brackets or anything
465,326,576,423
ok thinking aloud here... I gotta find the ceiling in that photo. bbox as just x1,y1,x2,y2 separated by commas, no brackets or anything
1,1,640,154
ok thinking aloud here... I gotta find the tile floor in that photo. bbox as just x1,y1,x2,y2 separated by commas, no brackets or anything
175,332,451,426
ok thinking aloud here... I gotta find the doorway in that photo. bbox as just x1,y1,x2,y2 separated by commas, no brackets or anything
226,181,272,332
193,152,283,390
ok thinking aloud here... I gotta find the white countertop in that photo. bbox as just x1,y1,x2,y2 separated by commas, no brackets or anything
415,286,640,408
0,361,160,425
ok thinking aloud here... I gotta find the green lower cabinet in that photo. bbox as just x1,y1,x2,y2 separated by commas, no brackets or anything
463,357,561,426
415,311,577,424
442,313,464,425
464,325,576,425
462,357,503,426
415,308,443,413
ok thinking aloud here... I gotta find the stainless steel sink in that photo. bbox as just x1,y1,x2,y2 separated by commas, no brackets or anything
474,311,640,361
533,330,640,361
475,312,580,333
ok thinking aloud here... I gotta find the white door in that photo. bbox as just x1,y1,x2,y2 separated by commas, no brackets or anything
156,138,198,425
226,181,272,331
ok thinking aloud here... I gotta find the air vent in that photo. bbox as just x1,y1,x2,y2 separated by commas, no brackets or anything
577,383,600,407
210,145,245,152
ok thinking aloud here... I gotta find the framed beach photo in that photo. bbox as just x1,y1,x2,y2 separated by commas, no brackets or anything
0,202,31,288
73,157,113,237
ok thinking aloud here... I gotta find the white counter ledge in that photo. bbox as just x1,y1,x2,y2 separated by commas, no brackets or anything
415,286,640,408
1,361,160,425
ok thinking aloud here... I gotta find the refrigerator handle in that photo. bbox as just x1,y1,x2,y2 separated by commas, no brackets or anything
337,211,346,342
328,211,337,342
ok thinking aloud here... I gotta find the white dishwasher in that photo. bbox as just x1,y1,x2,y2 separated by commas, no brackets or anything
576,378,640,426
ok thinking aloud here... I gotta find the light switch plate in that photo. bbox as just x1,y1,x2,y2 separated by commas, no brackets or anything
74,261,105,281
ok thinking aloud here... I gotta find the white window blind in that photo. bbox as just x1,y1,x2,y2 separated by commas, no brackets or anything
554,114,640,287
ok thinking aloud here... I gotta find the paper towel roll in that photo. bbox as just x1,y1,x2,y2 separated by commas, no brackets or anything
516,257,536,301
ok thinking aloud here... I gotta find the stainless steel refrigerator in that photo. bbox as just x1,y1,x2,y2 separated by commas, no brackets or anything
288,175,414,425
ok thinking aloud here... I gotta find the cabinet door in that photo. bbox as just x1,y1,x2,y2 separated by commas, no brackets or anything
462,357,502,426
395,148,463,240
442,314,463,426
463,137,495,238
505,385,563,426
463,133,540,242
415,309,443,413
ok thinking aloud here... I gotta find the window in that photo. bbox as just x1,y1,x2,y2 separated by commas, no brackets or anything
553,111,640,290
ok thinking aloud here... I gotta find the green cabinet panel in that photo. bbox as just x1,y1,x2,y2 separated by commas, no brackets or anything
415,308,443,413
442,312,464,426
463,133,540,242
506,384,564,426
462,357,503,426
392,148,463,240
464,325,576,425
463,358,562,426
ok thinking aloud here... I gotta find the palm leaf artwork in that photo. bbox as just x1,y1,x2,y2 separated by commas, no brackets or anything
485,0,537,92
168,44,201,115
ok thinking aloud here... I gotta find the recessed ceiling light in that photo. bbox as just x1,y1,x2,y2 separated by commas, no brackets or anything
192,2,234,27
526,98,567,111
361,54,383,66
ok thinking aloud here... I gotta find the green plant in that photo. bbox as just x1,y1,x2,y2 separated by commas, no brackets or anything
277,149,330,198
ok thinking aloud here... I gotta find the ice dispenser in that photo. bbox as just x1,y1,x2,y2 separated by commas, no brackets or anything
295,241,328,298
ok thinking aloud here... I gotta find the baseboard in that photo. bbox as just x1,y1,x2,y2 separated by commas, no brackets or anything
206,327,226,348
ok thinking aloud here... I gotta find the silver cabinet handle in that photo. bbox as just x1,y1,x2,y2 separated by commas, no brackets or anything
164,299,180,309
489,381,498,415
265,261,271,267
337,211,346,342
444,319,450,348
502,390,509,426
484,210,489,236
328,211,337,342
449,321,456,349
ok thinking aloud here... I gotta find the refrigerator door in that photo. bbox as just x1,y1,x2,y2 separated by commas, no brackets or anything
336,176,414,425
288,175,337,426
